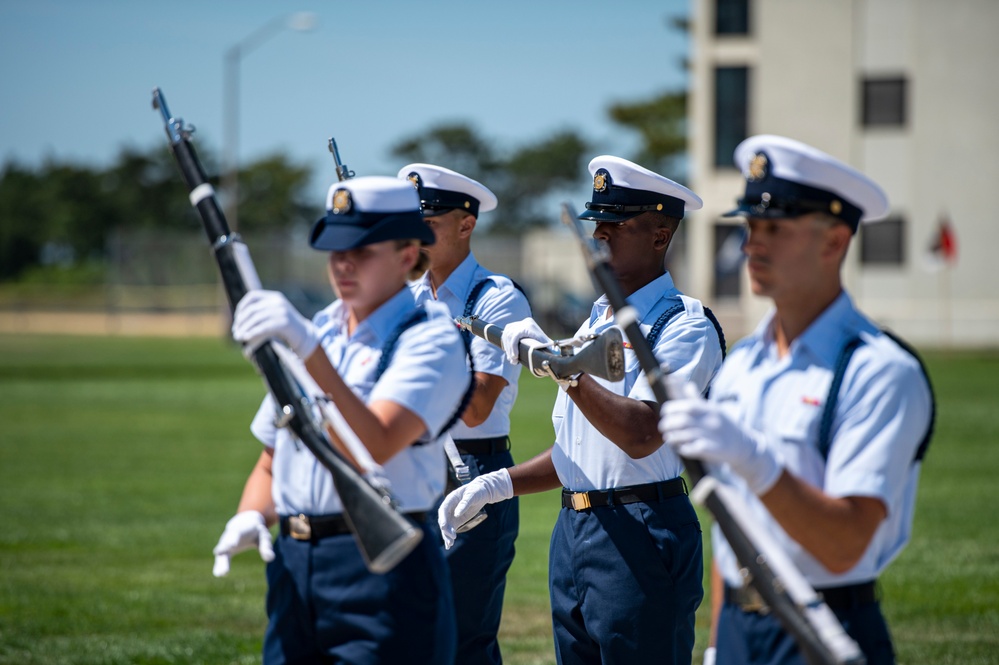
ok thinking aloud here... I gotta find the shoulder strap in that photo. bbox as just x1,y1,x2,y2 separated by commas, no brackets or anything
818,330,935,463
817,336,864,461
463,276,531,318
645,302,727,359
645,303,685,348
374,306,475,440
703,306,727,360
881,329,936,463
374,308,428,382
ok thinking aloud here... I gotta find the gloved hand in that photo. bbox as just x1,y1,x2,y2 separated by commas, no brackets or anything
438,469,513,549
703,646,717,665
212,510,275,577
231,290,320,359
500,317,553,366
659,383,783,495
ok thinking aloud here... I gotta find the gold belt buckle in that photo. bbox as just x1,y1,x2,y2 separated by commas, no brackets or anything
289,514,311,540
570,492,592,511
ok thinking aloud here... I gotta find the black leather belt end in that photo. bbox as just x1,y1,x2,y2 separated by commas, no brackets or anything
280,512,427,542
725,580,878,613
561,477,688,511
454,436,511,456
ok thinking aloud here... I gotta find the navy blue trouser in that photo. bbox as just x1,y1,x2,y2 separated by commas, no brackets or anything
434,449,519,665
716,598,895,665
262,519,456,665
548,491,704,665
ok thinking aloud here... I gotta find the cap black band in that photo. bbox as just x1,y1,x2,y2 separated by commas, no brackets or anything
584,186,685,221
730,173,863,232
418,187,480,218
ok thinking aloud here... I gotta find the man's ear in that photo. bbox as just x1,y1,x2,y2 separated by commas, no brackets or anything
458,213,477,239
398,241,421,272
652,225,674,252
823,222,852,260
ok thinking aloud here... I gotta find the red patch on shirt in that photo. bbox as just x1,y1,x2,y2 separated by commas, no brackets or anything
801,395,821,406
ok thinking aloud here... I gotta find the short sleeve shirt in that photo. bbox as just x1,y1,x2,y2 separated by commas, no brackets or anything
551,272,724,491
410,253,531,439
709,291,932,588
249,287,470,515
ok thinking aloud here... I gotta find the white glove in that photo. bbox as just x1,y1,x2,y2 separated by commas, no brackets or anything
231,290,320,359
438,469,513,549
659,384,783,496
500,317,553,365
212,510,275,577
703,646,717,665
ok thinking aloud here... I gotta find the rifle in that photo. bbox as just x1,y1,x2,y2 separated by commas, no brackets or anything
328,137,355,182
455,315,626,384
559,203,865,665
151,87,422,574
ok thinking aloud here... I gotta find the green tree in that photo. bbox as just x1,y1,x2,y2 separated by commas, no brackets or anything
607,90,688,181
0,163,48,279
234,154,319,233
391,123,501,184
498,130,590,231
0,145,319,282
389,123,590,233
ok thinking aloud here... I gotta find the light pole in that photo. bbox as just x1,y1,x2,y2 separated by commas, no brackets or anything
223,12,317,231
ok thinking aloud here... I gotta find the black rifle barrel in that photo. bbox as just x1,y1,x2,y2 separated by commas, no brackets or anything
151,87,422,574
559,203,863,665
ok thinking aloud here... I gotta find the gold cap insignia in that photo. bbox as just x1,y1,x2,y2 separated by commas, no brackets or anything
332,189,351,214
464,201,471,208
407,173,421,190
748,153,769,182
593,171,609,193
830,200,843,215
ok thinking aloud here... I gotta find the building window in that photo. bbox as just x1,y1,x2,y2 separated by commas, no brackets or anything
714,66,750,167
713,223,745,298
860,217,905,265
715,0,750,35
862,77,907,127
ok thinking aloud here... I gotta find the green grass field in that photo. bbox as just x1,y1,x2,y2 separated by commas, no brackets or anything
0,334,997,664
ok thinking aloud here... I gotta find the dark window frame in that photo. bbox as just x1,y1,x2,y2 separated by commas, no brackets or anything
861,76,908,128
715,0,751,35
712,222,745,298
714,66,750,168
859,216,906,266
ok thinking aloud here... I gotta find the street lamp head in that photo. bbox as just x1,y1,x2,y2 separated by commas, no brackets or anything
287,12,318,32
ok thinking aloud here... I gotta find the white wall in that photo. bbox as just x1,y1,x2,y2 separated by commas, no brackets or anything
690,0,999,347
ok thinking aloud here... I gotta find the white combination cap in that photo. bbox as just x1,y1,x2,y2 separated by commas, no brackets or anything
580,155,702,223
726,134,890,231
397,163,498,217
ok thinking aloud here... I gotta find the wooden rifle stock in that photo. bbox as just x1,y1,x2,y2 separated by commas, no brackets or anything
559,203,865,665
151,87,422,573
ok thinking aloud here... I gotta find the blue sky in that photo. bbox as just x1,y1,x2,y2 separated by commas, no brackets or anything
0,0,690,204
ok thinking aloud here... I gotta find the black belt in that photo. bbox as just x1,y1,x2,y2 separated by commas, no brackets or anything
724,581,878,614
453,436,511,456
561,477,688,511
279,512,427,542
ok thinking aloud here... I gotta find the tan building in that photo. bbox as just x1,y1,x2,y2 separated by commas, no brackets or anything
686,0,999,347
